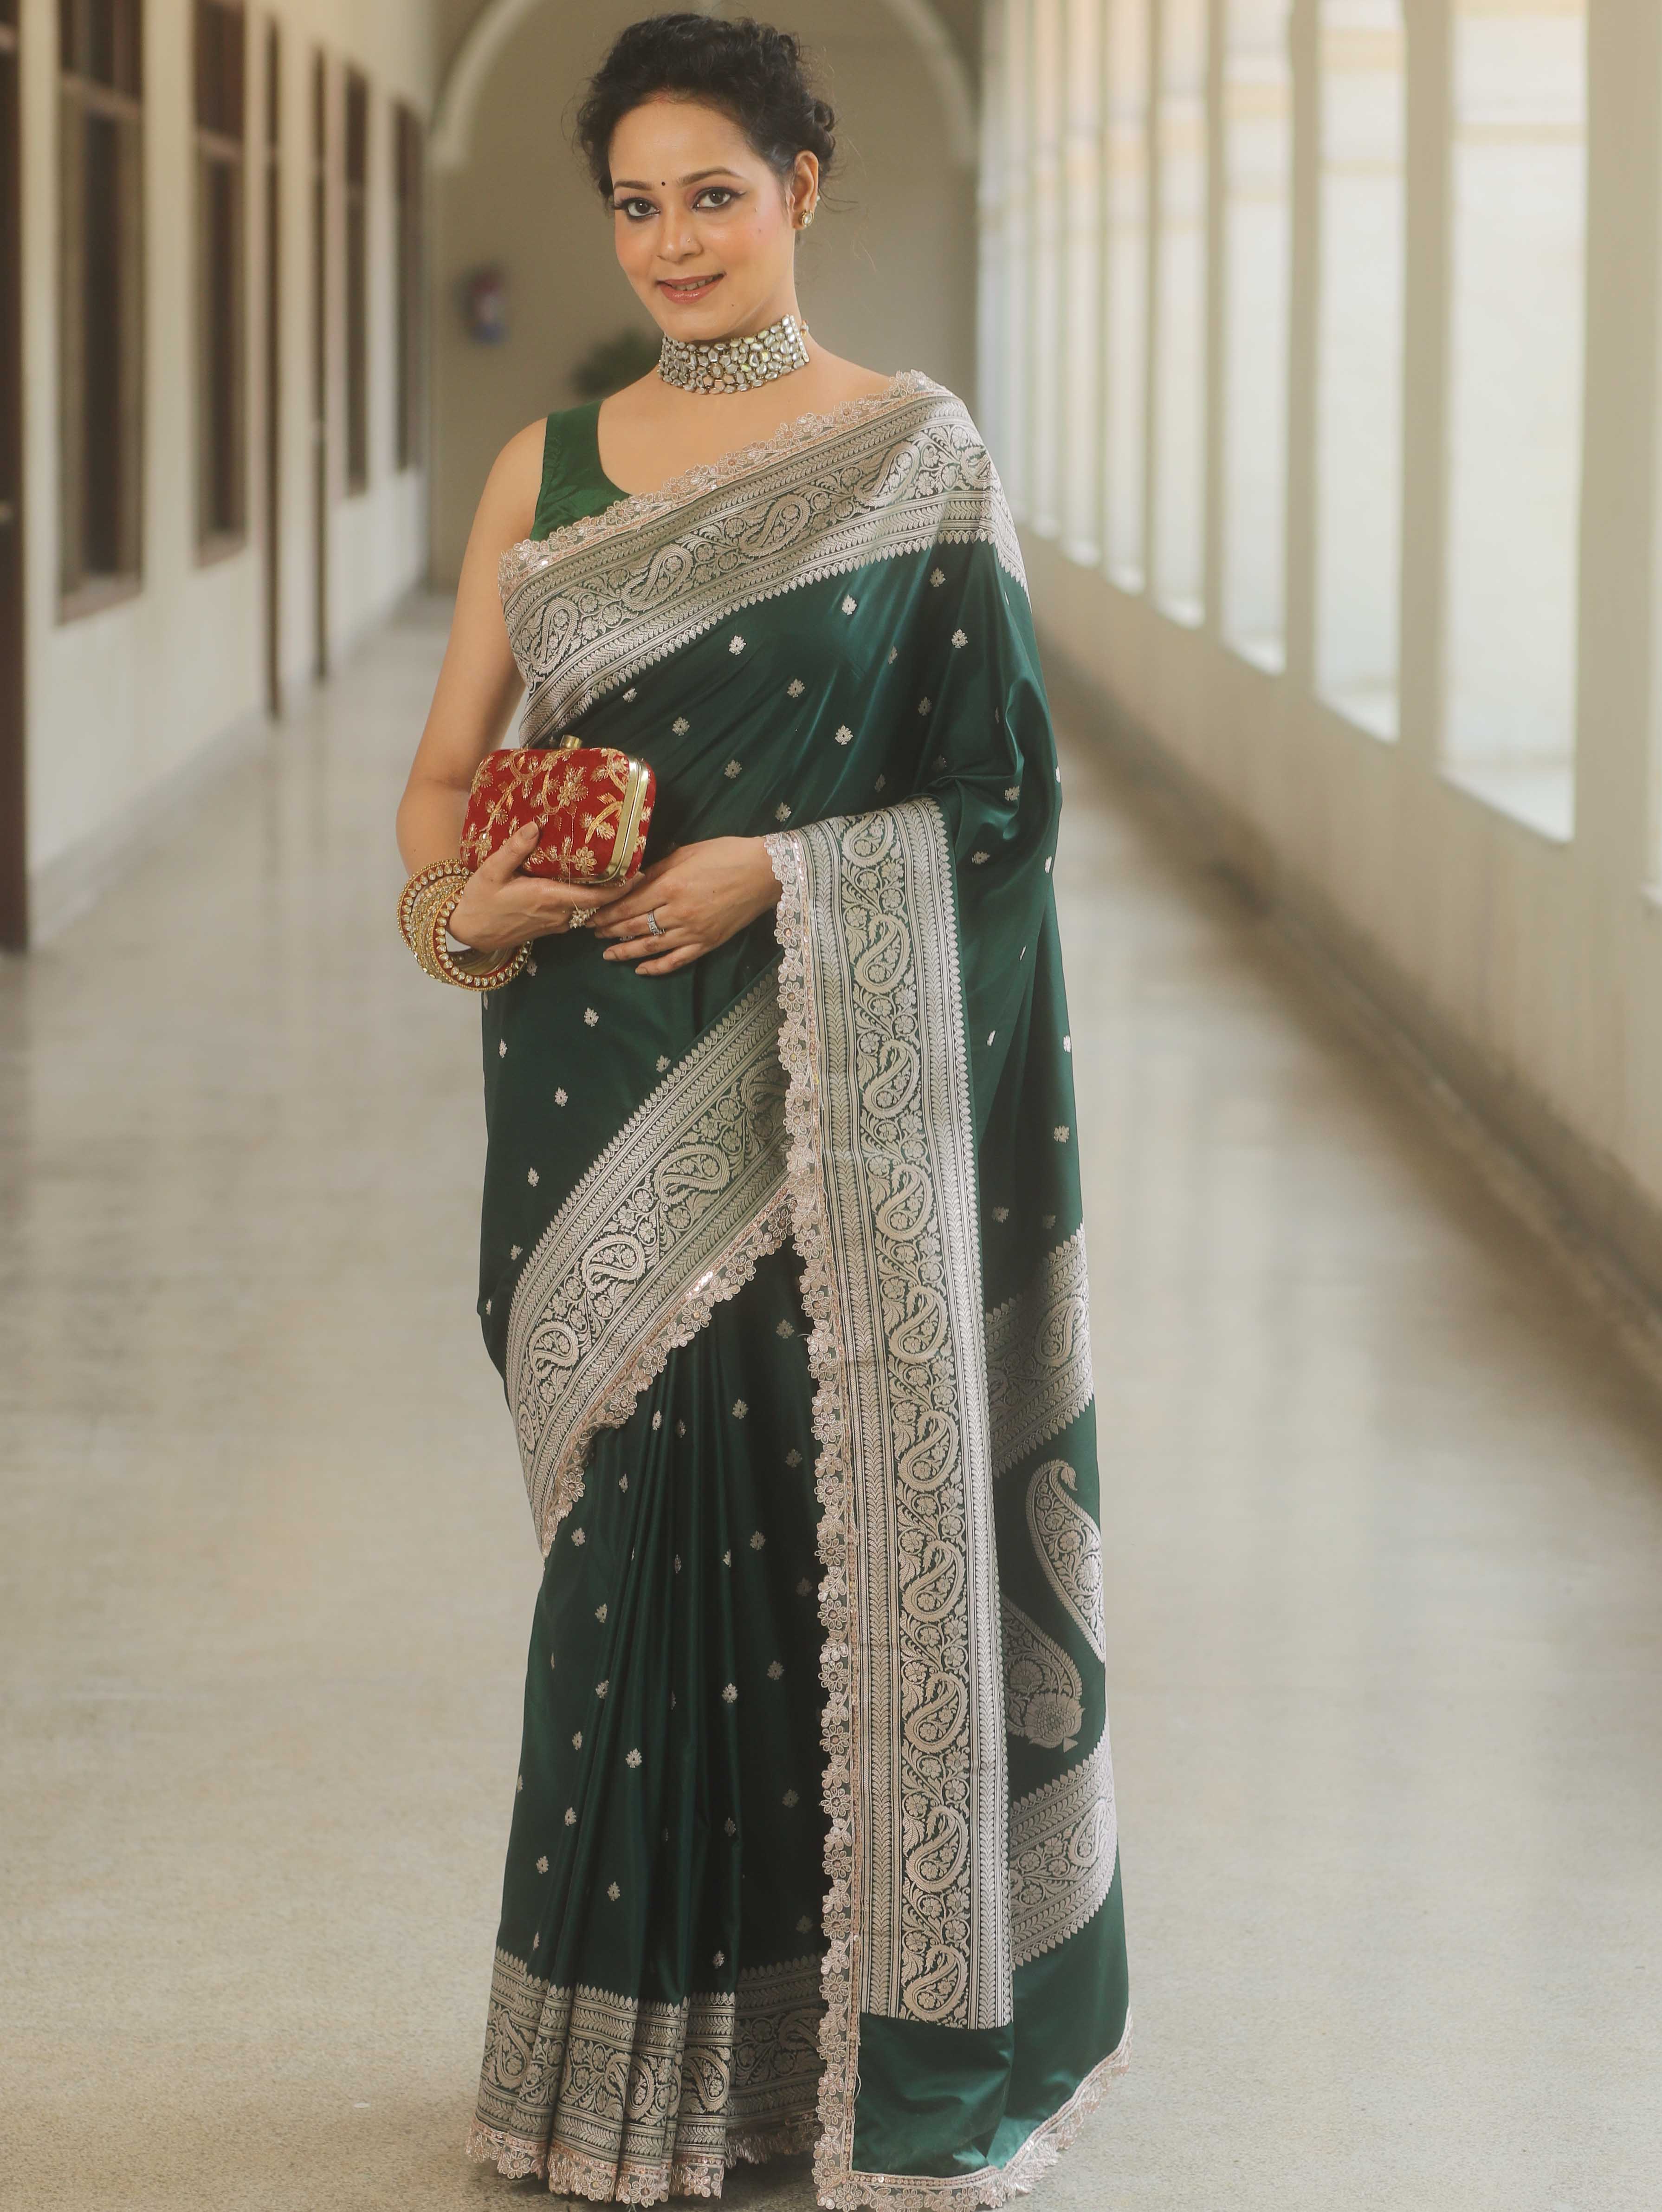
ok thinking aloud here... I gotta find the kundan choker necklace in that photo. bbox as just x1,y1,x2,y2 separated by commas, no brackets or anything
658,312,811,395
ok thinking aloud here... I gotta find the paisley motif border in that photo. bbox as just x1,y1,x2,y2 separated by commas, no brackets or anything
1027,1459,1107,1662
467,1949,822,2199
985,1227,1095,1478
500,377,1027,745
505,970,791,1553
768,798,1011,2206
1008,1730,1119,1968
1002,1593,1085,1752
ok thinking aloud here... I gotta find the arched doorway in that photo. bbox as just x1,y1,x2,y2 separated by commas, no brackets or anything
425,0,981,583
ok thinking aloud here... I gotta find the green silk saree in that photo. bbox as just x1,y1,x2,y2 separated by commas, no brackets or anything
466,372,1129,2207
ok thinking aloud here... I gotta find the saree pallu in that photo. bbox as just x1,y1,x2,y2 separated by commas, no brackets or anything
466,372,1130,2207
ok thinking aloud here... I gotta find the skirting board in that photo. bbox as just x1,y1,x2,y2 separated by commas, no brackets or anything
1038,627,1662,1395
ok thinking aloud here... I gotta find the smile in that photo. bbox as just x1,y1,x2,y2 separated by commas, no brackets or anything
657,274,724,301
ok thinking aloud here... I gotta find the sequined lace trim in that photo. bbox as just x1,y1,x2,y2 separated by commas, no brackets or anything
505,972,790,1553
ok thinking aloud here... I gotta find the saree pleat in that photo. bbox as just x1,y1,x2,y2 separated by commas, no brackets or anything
467,373,1129,2207
469,1252,828,2197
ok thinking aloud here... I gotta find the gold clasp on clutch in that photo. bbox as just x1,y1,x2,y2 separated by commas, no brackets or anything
555,733,581,752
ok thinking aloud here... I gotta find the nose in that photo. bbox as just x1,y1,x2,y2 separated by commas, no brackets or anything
656,202,701,263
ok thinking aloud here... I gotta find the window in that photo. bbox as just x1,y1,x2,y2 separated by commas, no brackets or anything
1027,0,1064,538
58,0,143,609
262,18,282,713
977,0,1012,467
1314,0,1405,738
1060,0,1103,565
1442,1,1588,841
1101,0,1149,591
1222,0,1293,672
344,69,368,494
393,102,424,472
1152,0,1208,624
195,0,245,551
997,0,1032,519
2,0,22,947
311,50,328,675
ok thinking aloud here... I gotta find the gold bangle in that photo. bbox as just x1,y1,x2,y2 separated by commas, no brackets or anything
406,875,466,980
399,860,468,952
422,883,531,992
399,861,528,992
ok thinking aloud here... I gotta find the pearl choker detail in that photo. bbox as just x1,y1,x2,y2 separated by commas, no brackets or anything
658,313,811,395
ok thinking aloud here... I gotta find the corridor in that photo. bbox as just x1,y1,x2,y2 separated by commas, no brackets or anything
3,601,1659,2212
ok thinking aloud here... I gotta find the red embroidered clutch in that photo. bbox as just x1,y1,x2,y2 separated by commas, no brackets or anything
460,737,655,887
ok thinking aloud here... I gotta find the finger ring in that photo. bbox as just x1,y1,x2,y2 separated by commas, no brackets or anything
646,908,663,937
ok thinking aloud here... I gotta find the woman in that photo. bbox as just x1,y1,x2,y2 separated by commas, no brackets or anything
396,14,1128,2205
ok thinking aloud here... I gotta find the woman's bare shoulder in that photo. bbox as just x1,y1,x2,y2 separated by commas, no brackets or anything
489,418,550,499
809,350,899,403
469,419,549,553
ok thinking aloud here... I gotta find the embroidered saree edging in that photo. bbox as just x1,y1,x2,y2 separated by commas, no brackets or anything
821,2012,1133,2212
506,971,791,1553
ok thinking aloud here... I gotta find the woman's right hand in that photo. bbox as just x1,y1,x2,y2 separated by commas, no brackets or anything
446,821,632,951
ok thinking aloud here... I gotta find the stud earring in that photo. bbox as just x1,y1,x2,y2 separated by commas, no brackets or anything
799,205,816,229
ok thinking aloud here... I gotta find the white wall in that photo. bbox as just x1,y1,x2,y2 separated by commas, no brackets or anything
18,0,436,926
982,0,1662,1295
428,0,977,584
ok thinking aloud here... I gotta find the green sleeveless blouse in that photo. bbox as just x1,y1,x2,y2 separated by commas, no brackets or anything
531,401,627,539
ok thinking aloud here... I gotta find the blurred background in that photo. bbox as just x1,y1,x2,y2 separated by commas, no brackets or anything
5,4,1662,2209
4,0,1658,1304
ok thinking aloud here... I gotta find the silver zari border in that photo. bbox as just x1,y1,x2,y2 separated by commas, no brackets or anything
467,1949,822,2202
1009,1728,1118,1967
505,970,790,1554
500,376,1026,746
985,1226,1095,1478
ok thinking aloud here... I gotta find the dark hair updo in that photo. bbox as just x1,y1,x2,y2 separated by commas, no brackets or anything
575,13,836,200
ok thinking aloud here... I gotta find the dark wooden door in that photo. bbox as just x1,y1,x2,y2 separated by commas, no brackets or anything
0,0,23,949
263,17,281,715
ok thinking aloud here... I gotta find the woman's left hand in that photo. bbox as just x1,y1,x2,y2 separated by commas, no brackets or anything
596,836,781,975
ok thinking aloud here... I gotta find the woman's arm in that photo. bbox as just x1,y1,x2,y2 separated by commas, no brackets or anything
395,425,629,951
